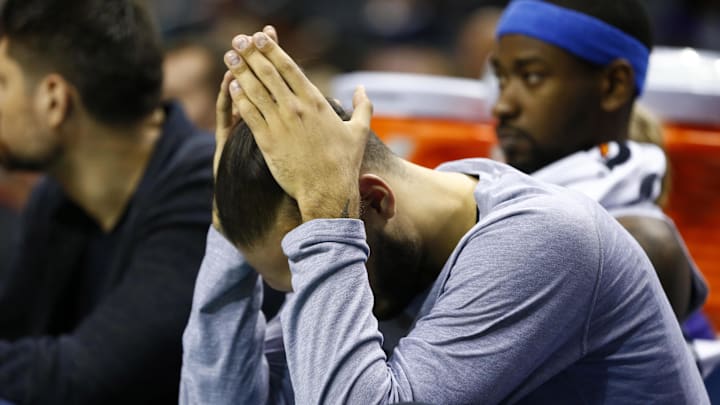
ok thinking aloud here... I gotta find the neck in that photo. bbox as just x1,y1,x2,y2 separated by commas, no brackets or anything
598,108,632,144
396,160,479,283
49,108,165,232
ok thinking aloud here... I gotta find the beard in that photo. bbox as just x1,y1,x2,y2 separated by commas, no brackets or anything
496,123,555,174
0,140,60,172
366,228,425,320
3,157,50,171
0,139,9,169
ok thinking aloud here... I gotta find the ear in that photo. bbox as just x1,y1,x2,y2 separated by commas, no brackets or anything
359,173,396,220
34,74,72,130
600,59,635,113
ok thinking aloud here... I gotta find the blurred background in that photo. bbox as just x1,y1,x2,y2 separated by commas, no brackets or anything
148,0,720,95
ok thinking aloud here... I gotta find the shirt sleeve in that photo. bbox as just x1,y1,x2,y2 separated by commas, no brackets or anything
179,227,293,405
280,206,601,404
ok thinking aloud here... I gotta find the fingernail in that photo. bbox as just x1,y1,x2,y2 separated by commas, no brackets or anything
253,32,268,48
233,35,249,51
225,51,240,66
230,80,241,94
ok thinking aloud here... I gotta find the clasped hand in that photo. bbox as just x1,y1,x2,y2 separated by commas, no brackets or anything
213,26,372,223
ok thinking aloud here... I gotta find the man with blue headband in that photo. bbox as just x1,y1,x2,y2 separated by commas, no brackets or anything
492,0,708,329
179,21,709,404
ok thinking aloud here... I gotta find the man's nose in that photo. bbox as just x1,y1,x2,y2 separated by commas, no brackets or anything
492,82,520,122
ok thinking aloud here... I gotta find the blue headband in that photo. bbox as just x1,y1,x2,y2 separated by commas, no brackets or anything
496,0,650,95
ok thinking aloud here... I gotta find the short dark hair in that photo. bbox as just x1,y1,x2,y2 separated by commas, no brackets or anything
544,0,653,50
215,99,398,247
0,0,163,125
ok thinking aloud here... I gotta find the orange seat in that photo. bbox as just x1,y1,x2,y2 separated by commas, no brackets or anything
664,124,720,328
371,117,497,169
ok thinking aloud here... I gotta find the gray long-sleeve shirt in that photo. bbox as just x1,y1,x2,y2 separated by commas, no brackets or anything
180,159,708,404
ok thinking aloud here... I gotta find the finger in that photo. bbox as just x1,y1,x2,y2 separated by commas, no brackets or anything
263,25,278,44
348,85,373,135
225,45,281,125
250,31,321,101
213,71,236,176
233,32,297,113
229,80,270,143
231,101,240,122
216,70,234,134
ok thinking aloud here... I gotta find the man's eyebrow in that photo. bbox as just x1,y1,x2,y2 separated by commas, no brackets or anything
513,56,548,69
490,55,548,71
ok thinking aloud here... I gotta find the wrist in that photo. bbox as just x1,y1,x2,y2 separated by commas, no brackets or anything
298,188,360,222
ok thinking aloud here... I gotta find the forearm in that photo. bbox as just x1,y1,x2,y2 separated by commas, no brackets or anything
180,227,282,405
0,335,113,404
0,338,57,403
282,219,411,404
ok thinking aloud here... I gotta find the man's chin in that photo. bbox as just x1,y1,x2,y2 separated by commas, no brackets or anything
504,156,542,174
264,274,293,293
2,161,47,172
0,142,9,169
0,141,58,172
0,155,50,172
503,158,526,173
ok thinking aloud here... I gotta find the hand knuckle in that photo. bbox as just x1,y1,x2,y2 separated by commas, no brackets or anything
289,102,304,118
237,100,253,115
259,64,274,77
279,60,294,73
313,99,326,111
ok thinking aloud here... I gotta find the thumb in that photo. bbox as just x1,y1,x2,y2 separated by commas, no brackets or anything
349,85,373,135
216,71,235,135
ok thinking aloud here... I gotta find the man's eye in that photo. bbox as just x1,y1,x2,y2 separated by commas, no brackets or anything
523,72,543,86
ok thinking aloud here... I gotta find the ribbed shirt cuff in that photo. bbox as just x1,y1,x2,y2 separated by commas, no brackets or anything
282,218,367,258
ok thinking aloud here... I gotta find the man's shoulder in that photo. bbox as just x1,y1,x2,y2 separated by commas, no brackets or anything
131,112,214,220
466,190,603,255
167,131,214,178
451,180,607,282
449,159,601,226
142,119,214,197
148,102,214,171
446,165,613,288
22,177,65,219
437,158,586,205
